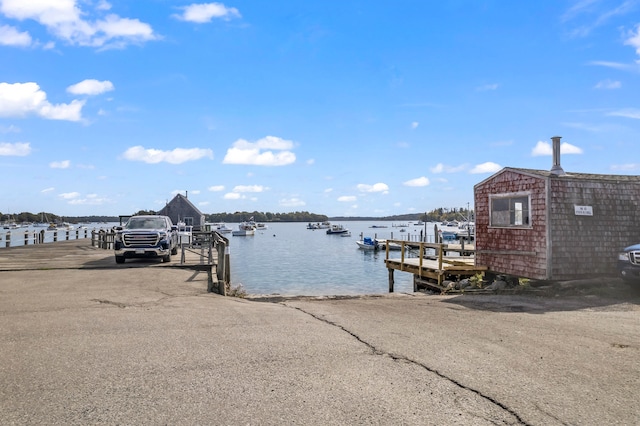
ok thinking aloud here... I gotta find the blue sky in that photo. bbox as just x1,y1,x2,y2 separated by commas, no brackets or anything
1,0,639,218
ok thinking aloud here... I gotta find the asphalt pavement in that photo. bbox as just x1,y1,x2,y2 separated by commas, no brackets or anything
0,242,638,425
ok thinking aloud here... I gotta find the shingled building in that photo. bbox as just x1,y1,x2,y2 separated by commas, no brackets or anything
473,136,640,280
158,193,205,228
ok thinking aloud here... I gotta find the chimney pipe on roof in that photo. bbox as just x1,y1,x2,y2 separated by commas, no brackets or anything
550,135,565,176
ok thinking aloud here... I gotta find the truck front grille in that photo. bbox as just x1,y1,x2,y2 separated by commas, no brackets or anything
123,232,160,247
630,251,640,265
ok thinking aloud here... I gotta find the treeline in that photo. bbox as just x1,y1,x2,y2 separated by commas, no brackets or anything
3,207,473,224
422,207,474,223
205,211,329,223
0,212,118,224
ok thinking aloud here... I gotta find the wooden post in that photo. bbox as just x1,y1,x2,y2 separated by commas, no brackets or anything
437,244,443,286
24,231,29,246
5,231,10,248
40,230,45,244
388,268,394,292
418,242,424,278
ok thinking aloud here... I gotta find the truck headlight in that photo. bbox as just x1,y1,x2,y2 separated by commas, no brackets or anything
618,252,630,262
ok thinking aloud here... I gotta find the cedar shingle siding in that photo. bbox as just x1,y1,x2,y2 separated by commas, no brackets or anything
474,168,640,280
158,194,205,228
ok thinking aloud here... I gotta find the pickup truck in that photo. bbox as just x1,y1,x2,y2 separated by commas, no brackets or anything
114,215,179,264
617,243,640,284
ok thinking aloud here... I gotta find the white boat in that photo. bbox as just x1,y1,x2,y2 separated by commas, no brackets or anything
326,224,349,234
232,222,255,236
255,222,268,231
176,221,193,245
377,239,402,251
206,222,233,234
439,230,457,241
217,223,233,234
318,221,331,229
33,213,50,227
356,237,379,250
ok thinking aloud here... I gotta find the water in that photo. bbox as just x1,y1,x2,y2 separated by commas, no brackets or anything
227,221,439,296
0,220,442,297
0,223,118,246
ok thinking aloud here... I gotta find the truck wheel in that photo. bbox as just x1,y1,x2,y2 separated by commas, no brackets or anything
163,253,171,263
115,256,125,264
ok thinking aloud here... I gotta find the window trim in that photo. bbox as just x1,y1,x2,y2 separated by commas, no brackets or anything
489,191,532,229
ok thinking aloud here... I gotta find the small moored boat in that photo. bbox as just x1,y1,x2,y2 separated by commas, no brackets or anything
326,224,349,235
356,237,379,250
232,222,255,236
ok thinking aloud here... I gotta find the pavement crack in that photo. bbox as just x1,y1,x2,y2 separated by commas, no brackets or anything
288,304,530,426
91,299,128,308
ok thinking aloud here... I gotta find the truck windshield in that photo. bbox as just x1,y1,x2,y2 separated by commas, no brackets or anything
126,218,165,229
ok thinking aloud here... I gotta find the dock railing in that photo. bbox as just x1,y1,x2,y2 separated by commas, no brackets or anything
1,227,97,248
91,228,232,296
384,239,480,291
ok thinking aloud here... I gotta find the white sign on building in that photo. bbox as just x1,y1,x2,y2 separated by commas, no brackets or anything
574,205,593,216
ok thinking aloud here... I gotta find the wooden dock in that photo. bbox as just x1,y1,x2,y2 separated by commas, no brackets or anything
176,230,231,295
383,240,487,292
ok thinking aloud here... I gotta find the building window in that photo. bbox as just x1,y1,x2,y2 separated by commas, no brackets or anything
490,193,531,227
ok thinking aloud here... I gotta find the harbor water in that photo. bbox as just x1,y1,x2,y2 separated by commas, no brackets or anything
227,221,439,296
0,221,442,297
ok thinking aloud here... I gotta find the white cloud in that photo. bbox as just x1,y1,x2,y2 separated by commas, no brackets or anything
594,79,621,89
0,24,31,46
0,82,84,121
338,195,356,202
50,160,71,169
174,2,241,23
68,194,110,205
208,185,225,192
0,124,20,133
470,162,501,174
0,0,158,49
403,176,430,187
223,192,242,200
199,201,210,206
607,108,640,119
357,183,389,193
624,23,640,56
531,141,584,156
232,185,265,193
122,146,214,164
59,191,80,199
279,197,306,207
476,83,499,91
223,136,296,166
0,141,30,156
430,162,467,173
411,121,419,129
41,187,54,193
611,163,639,171
588,60,630,70
67,79,114,95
